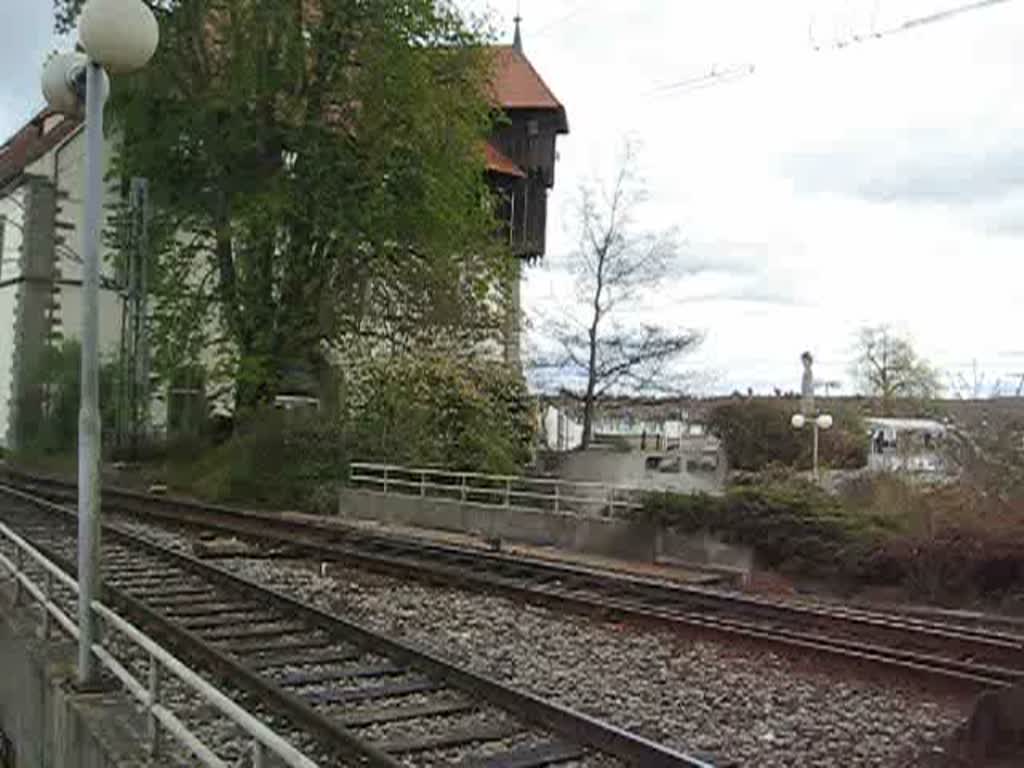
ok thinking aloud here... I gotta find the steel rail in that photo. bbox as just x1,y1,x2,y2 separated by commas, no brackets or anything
5,468,1023,691
0,518,319,768
0,482,714,768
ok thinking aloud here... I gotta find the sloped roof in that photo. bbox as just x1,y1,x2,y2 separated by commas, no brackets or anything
484,141,525,178
0,109,81,189
490,46,569,132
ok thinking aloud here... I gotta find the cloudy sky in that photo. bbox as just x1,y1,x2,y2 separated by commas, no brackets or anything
4,1,1023,396
463,0,1024,396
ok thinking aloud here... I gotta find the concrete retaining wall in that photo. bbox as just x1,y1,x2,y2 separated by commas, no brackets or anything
339,488,754,576
340,488,658,560
0,591,152,767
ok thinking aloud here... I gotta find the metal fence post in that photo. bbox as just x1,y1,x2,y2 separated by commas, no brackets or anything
553,482,560,514
460,474,467,503
147,654,161,755
252,739,266,768
78,60,107,689
382,466,389,494
14,549,23,606
419,471,426,498
504,479,511,508
40,571,53,640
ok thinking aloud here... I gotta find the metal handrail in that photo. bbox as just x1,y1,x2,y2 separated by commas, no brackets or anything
354,462,618,489
349,462,644,517
352,475,639,510
0,519,319,768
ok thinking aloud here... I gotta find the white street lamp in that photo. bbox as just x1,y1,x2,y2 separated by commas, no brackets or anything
792,412,833,481
79,0,160,74
40,0,158,688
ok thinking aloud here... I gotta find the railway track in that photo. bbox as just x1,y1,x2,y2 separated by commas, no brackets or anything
0,483,710,768
5,468,1024,691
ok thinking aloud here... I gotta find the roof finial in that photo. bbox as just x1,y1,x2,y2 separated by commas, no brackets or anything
513,1,523,52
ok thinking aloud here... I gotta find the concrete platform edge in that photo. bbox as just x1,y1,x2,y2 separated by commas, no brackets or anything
338,487,754,578
0,587,155,767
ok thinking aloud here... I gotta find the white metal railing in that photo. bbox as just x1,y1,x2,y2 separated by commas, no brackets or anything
0,520,319,768
349,462,645,519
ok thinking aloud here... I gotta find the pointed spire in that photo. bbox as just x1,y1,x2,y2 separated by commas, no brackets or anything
513,6,523,52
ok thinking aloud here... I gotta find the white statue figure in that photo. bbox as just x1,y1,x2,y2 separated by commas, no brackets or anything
801,351,815,416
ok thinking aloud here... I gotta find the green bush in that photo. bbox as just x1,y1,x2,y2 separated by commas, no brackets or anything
161,352,535,512
645,479,896,582
171,408,343,513
346,353,534,475
647,474,1024,602
707,400,867,471
17,340,119,456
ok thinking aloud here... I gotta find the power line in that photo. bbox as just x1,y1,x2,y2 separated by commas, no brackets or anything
653,0,1017,98
649,63,756,96
815,0,1016,51
534,1,593,36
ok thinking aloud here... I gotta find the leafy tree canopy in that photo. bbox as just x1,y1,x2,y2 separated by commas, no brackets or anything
347,351,535,474
56,0,511,413
851,325,940,410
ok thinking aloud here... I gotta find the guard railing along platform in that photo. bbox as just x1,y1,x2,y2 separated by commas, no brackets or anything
349,462,644,519
0,517,319,768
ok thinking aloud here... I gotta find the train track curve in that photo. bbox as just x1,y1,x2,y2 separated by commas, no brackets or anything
0,482,711,768
4,468,1023,692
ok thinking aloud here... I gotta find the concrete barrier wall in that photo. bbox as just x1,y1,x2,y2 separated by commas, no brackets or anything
339,488,658,560
0,592,152,768
339,488,754,575
655,527,755,574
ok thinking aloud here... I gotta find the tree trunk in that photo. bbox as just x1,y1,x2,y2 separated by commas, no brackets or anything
581,318,599,449
581,396,594,449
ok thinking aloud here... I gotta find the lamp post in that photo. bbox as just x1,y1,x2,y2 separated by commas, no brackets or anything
41,0,158,688
791,412,833,481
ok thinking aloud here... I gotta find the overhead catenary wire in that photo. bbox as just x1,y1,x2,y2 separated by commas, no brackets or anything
653,0,1018,97
815,0,1016,49
648,63,756,96
534,0,594,36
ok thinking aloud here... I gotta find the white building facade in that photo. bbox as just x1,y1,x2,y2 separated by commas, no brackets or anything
0,110,131,449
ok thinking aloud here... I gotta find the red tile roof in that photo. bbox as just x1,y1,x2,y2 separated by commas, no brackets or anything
490,46,568,132
484,141,525,178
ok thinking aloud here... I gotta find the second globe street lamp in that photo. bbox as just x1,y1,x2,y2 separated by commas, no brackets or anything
40,0,158,687
791,412,834,482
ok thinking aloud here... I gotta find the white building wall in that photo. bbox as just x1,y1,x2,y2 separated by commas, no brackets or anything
0,187,26,281
26,125,124,358
56,286,125,358
0,287,18,446
0,118,129,447
540,404,584,451
0,187,27,446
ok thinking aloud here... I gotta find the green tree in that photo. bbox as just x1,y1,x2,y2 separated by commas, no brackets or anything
708,399,867,472
347,352,534,474
55,0,511,415
20,341,119,455
851,325,940,412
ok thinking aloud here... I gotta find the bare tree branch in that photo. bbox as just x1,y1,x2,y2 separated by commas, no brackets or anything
851,325,940,412
531,141,701,447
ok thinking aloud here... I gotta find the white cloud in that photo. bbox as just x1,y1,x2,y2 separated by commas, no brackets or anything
478,0,1024,394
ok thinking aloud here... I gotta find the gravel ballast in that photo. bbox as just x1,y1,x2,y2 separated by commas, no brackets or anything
225,560,965,766
113,520,967,766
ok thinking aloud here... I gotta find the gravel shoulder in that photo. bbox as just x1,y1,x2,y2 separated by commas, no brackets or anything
116,521,969,767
